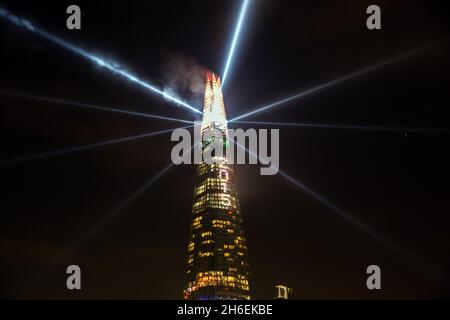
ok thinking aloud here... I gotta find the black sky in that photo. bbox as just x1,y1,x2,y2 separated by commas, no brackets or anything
0,0,449,299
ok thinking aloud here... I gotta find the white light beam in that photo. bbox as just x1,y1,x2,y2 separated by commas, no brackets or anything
232,120,450,134
0,7,202,115
230,44,440,122
0,125,193,167
221,0,252,86
232,139,446,282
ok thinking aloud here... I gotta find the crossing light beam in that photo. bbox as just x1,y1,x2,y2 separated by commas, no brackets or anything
0,89,195,125
0,7,202,115
0,125,193,167
232,120,450,134
25,140,201,290
232,140,446,282
61,140,199,253
221,0,252,86
66,162,175,254
22,162,175,291
229,44,440,122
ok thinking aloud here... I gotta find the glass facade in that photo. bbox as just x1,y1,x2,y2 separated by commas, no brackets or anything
184,72,251,300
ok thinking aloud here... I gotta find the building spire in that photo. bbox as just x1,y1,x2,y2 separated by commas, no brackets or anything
201,71,227,132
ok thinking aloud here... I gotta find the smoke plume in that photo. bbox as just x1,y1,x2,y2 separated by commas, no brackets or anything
161,54,207,108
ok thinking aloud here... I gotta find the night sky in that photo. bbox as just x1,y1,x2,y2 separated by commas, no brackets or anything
0,0,449,299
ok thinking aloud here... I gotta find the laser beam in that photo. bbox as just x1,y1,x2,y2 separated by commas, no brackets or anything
22,162,175,292
0,125,193,167
23,142,200,291
221,0,252,86
63,142,199,252
0,7,202,115
232,120,450,133
232,140,446,282
67,162,175,252
0,89,194,125
229,44,440,122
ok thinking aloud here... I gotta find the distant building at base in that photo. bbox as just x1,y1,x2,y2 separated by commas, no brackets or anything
275,285,293,299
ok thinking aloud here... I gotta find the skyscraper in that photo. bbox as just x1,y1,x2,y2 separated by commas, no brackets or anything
184,72,252,300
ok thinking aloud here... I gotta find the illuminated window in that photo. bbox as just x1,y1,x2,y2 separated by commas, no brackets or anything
192,218,202,229
212,219,232,229
199,251,214,257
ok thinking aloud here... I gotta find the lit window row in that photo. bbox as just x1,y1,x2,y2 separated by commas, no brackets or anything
212,219,232,229
199,251,214,257
194,178,234,196
197,270,224,277
186,273,250,292
197,162,231,177
192,220,202,229
192,193,238,213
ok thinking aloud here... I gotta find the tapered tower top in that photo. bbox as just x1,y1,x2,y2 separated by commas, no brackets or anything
201,71,227,132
